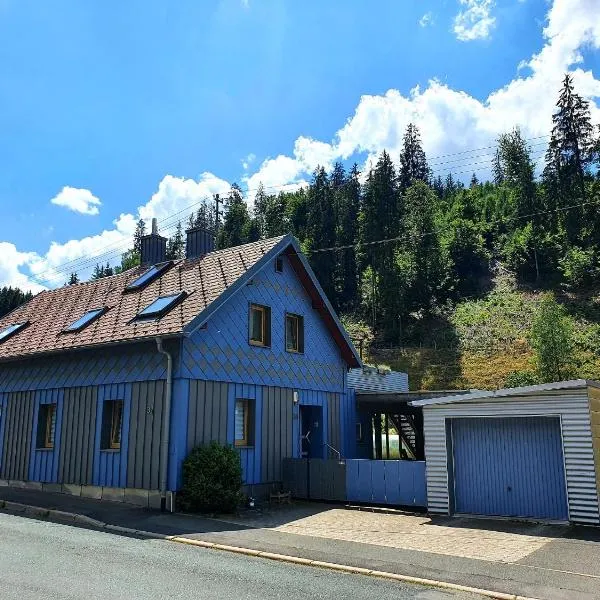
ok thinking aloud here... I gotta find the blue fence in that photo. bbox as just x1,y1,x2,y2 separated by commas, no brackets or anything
346,459,427,507
282,458,427,508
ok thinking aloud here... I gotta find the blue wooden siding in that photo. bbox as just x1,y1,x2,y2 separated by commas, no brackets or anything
451,417,569,520
0,252,355,490
227,383,262,485
29,389,64,483
93,383,132,488
180,255,346,393
0,341,173,394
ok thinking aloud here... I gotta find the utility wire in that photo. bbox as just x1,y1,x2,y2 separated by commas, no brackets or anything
31,134,555,283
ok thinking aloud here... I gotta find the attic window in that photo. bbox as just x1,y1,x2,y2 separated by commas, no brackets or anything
135,292,187,321
0,322,28,343
64,308,105,332
125,262,172,291
275,256,284,273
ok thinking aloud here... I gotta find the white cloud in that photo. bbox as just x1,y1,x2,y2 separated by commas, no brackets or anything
243,0,600,193
453,0,496,41
50,186,102,216
2,0,600,291
419,12,434,27
17,173,231,288
242,153,256,170
0,243,45,294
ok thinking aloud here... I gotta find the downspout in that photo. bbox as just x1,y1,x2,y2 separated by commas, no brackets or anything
156,337,173,513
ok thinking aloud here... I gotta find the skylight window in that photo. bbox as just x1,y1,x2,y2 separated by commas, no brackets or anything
64,308,105,332
136,292,186,321
125,262,172,292
0,322,28,343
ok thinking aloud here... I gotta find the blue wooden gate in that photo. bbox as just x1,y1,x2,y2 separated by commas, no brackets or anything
282,458,427,508
451,417,568,520
345,459,427,507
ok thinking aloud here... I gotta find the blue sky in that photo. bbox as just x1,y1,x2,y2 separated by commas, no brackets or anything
0,0,598,290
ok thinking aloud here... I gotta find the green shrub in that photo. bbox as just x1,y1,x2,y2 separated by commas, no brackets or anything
559,246,598,289
503,370,538,388
180,442,243,514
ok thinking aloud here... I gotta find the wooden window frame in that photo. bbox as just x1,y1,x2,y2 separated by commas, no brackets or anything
285,312,304,354
248,303,271,348
101,400,124,451
275,256,284,273
36,403,57,450
234,399,254,448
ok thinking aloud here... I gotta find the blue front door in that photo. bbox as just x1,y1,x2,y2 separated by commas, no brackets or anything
451,417,568,520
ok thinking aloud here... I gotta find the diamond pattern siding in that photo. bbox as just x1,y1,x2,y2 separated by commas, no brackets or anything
0,342,171,393
181,255,346,393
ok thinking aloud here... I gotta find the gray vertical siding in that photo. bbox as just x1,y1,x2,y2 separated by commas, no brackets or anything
187,380,228,452
421,387,600,525
261,386,293,482
58,387,97,485
127,380,165,490
327,393,341,456
1,391,35,480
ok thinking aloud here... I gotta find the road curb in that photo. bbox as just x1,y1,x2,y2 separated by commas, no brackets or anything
1,501,539,600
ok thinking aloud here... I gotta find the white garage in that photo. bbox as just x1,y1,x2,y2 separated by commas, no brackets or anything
412,380,600,525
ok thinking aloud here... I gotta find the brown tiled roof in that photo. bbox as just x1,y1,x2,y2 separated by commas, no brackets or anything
0,236,285,362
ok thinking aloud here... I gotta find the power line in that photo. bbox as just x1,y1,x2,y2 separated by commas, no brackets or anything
308,195,598,255
29,136,556,284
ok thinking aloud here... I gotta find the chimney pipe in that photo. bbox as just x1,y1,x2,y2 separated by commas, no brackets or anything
186,227,215,260
140,219,167,265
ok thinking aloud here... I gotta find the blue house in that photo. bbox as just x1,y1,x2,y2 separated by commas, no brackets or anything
0,225,360,509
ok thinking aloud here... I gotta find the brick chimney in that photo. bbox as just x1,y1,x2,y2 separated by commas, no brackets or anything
140,218,167,265
186,227,215,259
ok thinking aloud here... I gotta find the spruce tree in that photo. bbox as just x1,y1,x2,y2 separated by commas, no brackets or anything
68,273,79,285
216,184,252,249
306,167,337,307
544,74,595,243
399,123,430,192
166,221,185,259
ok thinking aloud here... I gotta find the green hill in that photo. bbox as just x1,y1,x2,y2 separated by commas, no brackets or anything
363,272,600,391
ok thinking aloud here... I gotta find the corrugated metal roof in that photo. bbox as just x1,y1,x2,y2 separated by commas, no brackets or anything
411,379,600,407
347,367,409,394
420,387,600,525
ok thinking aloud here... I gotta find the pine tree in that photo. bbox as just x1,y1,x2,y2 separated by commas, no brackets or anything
359,151,402,337
166,221,185,259
133,219,146,254
398,181,447,314
336,164,361,309
544,74,595,244
399,123,430,192
253,183,269,238
91,264,104,280
216,184,252,249
68,273,79,285
0,286,33,318
306,167,337,306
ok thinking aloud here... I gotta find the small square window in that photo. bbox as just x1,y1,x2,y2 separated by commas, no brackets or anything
234,399,254,447
285,313,304,353
249,304,271,347
36,403,57,449
101,400,123,450
275,256,284,273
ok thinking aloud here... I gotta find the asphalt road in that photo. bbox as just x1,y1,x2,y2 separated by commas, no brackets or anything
0,512,484,600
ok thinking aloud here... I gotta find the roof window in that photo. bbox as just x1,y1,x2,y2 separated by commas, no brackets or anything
125,262,172,292
0,322,28,343
135,292,187,321
64,308,106,332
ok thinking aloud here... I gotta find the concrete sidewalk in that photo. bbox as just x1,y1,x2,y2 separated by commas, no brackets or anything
1,487,599,600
